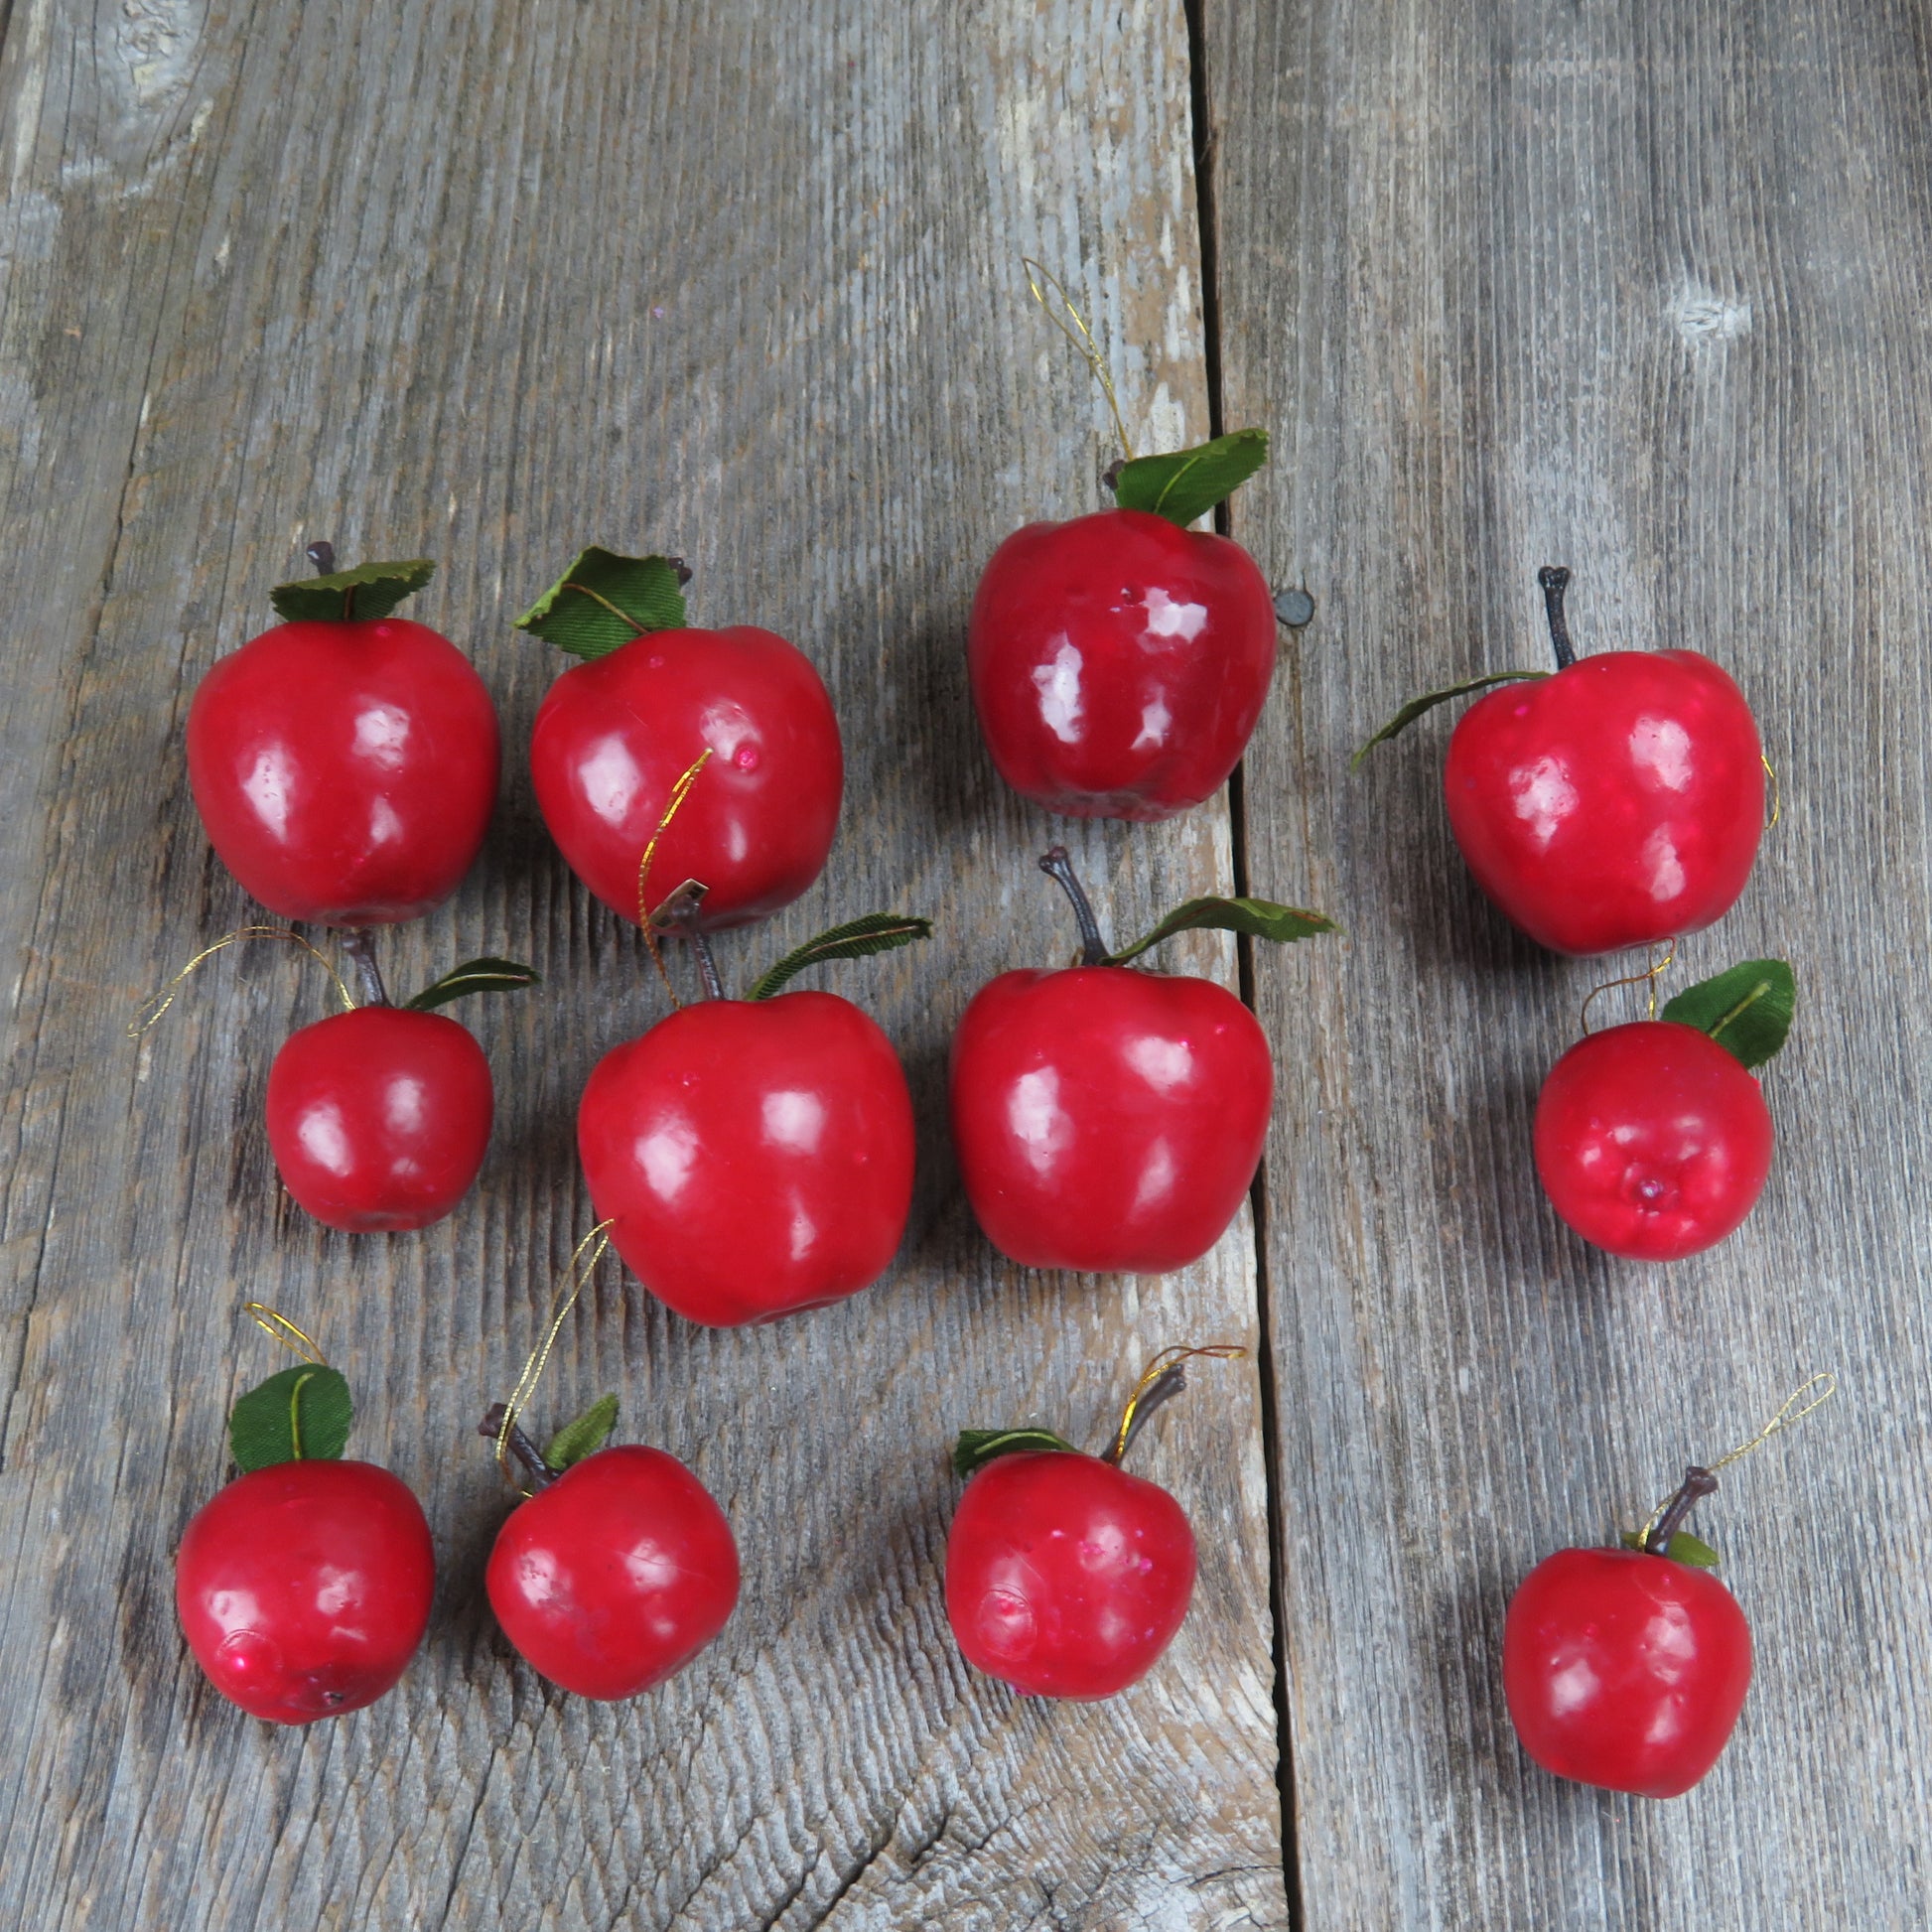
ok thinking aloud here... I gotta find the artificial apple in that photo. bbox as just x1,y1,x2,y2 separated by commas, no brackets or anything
1362,566,1765,955
970,429,1280,820
578,904,928,1324
265,947,537,1233
481,1397,739,1701
519,547,842,931
944,1345,1240,1699
176,1339,433,1724
1535,958,1792,1261
187,546,499,925
1504,1465,1750,1797
949,847,1332,1274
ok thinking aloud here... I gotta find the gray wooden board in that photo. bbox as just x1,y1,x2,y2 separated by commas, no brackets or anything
0,3,1292,1929
1215,0,1932,1926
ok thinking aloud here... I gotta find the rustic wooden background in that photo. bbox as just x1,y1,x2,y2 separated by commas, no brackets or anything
0,1,1924,1927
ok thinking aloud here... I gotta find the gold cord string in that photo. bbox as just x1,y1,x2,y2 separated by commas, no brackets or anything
129,926,356,1038
243,1301,329,1366
1022,257,1137,462
1762,751,1782,831
1579,937,1678,1035
1107,1343,1247,1465
1637,1372,1838,1548
634,747,716,1008
493,1220,617,1497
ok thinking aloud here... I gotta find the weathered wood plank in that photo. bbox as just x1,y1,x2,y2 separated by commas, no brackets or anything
0,2,1289,1928
1217,1,1932,1925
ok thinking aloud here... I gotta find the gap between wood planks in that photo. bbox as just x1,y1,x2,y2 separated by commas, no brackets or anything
1183,1,1309,1927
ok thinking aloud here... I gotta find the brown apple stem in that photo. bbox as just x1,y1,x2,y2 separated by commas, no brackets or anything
308,539,337,575
341,928,389,1007
479,1404,557,1490
1538,565,1577,670
652,885,726,999
1105,1365,1189,1465
1039,846,1111,966
1644,1464,1718,1554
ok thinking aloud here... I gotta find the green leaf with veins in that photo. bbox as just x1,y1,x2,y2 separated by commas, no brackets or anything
515,547,688,659
1351,670,1549,766
747,914,933,1001
953,1428,1080,1480
1108,896,1338,966
1660,959,1796,1070
404,957,541,1012
270,558,435,623
543,1394,620,1472
1110,428,1269,527
228,1365,353,1472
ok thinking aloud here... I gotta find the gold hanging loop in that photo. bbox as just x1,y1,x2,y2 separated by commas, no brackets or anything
493,1221,617,1497
129,926,355,1038
634,747,715,1008
1580,937,1678,1035
243,1301,329,1367
1022,257,1137,462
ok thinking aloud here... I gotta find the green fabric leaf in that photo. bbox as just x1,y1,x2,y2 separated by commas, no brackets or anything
1111,428,1269,526
514,547,688,658
952,1428,1079,1480
1620,1529,1722,1569
1351,670,1549,766
1660,959,1796,1070
269,558,436,624
403,957,541,1012
229,1365,353,1472
543,1394,620,1472
1108,896,1339,966
747,913,933,1001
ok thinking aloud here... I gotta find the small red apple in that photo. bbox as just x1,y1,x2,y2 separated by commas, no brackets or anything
519,548,842,931
1535,958,1792,1261
944,1346,1241,1700
177,1343,432,1725
481,1399,739,1701
187,548,499,926
949,848,1332,1274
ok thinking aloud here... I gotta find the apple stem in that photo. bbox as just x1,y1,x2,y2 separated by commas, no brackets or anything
651,886,726,999
307,539,337,575
1039,847,1111,967
341,928,389,1007
1644,1464,1719,1554
1104,1364,1189,1465
1538,565,1577,669
478,1404,558,1490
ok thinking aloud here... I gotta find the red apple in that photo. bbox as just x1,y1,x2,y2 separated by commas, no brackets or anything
519,548,842,931
187,550,498,925
177,1351,432,1725
577,910,927,1325
950,849,1331,1274
970,507,1275,820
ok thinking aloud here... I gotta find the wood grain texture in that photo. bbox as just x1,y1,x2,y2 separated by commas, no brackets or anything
1214,0,1932,1925
0,3,1290,1928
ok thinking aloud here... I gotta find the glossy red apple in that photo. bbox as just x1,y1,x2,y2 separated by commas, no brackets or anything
187,549,498,925
177,1355,433,1725
1441,568,1764,954
944,1347,1239,1699
520,548,842,931
267,1006,493,1232
577,911,925,1324
1504,1467,1752,1797
483,1425,739,1701
950,849,1330,1275
1535,1020,1774,1261
970,508,1276,820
